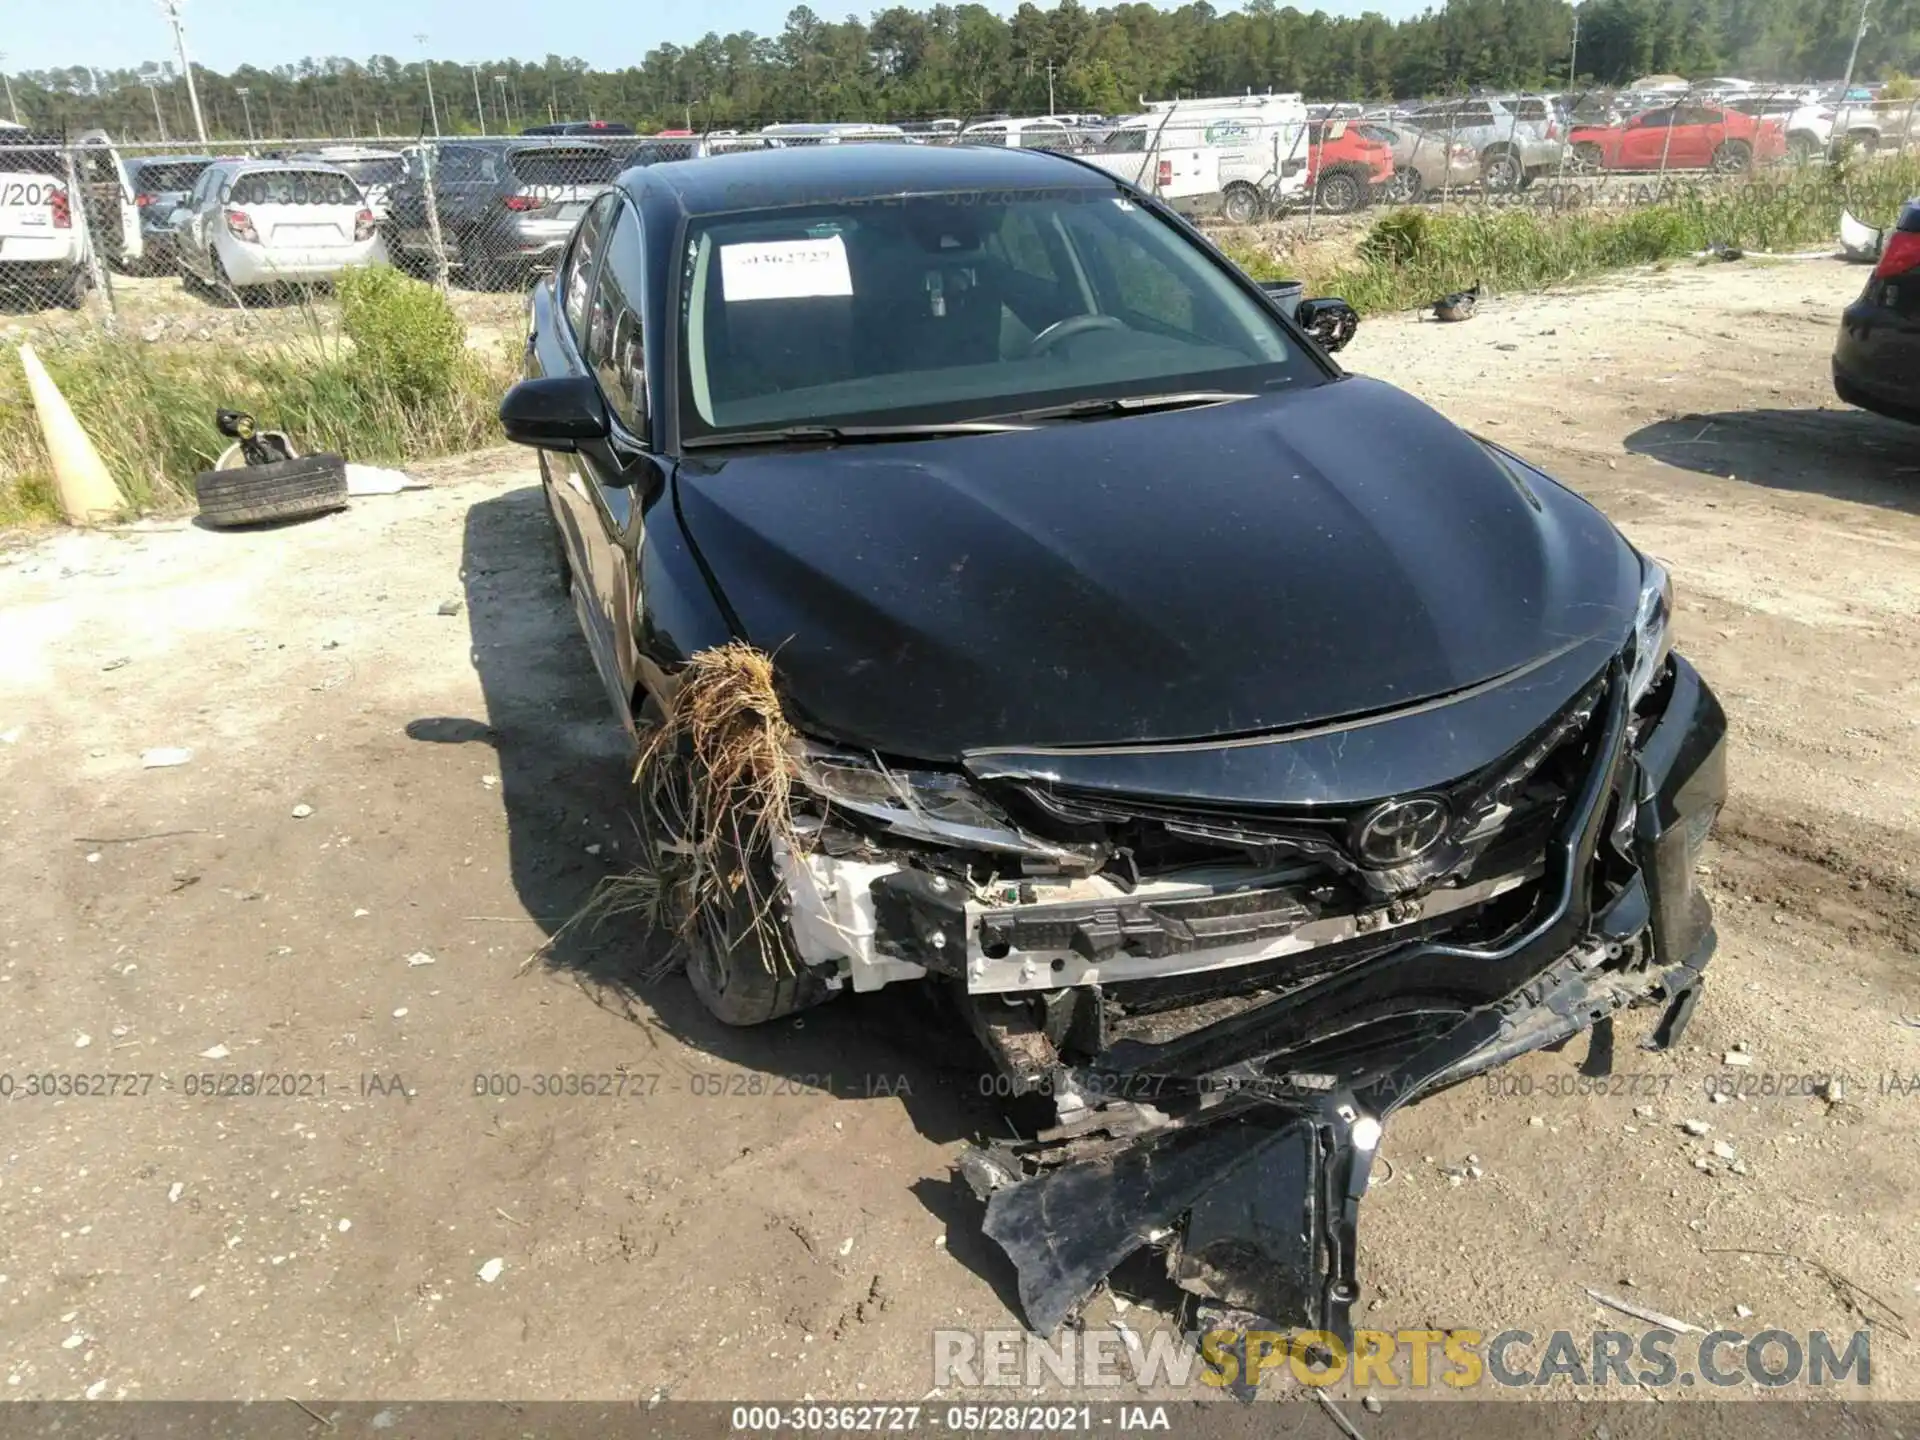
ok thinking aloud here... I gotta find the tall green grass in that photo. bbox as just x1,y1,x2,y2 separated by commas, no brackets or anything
0,270,513,527
1224,158,1920,315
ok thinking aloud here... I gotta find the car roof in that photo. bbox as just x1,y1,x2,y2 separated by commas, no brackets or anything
631,142,1109,216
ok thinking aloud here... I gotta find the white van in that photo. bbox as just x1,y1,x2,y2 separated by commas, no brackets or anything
0,123,96,307
1079,95,1311,222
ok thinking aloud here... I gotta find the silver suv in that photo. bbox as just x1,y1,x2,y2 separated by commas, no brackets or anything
1403,95,1566,192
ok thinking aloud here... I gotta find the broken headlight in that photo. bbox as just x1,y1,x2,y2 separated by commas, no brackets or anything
1627,558,1673,709
791,743,1085,861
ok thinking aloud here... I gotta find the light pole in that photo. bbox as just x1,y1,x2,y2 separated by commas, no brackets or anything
493,75,512,132
1838,0,1872,108
141,73,169,140
234,85,255,141
470,65,486,135
416,34,441,136
0,53,19,125
156,0,209,142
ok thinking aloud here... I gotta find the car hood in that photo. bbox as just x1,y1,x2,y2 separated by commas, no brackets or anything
672,377,1641,761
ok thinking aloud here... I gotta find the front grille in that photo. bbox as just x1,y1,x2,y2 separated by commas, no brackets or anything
1005,674,1608,893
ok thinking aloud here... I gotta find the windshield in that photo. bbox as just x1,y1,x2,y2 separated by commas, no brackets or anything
677,189,1313,442
228,169,362,205
332,157,406,188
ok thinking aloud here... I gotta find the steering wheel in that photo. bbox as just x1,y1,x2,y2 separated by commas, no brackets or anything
1024,313,1127,357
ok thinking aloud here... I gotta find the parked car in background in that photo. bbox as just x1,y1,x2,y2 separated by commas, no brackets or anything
287,145,407,221
1830,95,1920,155
383,138,621,288
0,123,93,307
759,122,911,145
626,134,776,164
171,159,381,301
1726,93,1835,162
960,117,1077,151
1367,123,1479,203
522,120,635,137
1569,104,1785,172
1306,119,1393,213
1833,197,1920,423
124,153,216,273
1085,94,1311,222
1402,96,1564,192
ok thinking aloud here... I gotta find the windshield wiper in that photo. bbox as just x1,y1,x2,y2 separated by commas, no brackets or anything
992,390,1259,423
682,421,1033,450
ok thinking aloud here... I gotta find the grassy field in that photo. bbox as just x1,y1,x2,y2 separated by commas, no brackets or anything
1,268,513,527
1223,158,1920,313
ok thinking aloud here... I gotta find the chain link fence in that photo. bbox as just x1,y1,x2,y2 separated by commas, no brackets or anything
5,88,1920,330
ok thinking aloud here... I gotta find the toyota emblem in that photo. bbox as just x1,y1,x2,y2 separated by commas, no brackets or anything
1355,796,1451,867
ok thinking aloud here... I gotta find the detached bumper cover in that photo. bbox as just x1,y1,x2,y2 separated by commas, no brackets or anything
968,656,1727,1340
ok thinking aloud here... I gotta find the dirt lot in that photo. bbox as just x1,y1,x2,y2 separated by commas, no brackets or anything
1,257,1916,1406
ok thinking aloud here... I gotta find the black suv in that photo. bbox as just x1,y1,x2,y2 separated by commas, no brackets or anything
383,138,623,288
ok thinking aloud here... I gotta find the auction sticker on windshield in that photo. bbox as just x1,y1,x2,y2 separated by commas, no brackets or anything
721,235,853,302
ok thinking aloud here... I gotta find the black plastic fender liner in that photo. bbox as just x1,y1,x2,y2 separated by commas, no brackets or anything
979,1102,1320,1338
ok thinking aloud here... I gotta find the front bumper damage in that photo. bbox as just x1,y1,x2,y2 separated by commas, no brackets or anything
964,655,1727,1341
775,651,1726,1341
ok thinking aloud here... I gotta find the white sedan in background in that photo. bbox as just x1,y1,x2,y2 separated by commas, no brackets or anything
172,159,386,300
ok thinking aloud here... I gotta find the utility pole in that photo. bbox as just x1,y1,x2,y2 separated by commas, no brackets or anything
235,85,255,140
470,65,486,134
157,0,209,142
416,34,441,136
493,75,512,132
0,53,18,125
1046,59,1056,116
141,73,169,140
1838,0,1871,105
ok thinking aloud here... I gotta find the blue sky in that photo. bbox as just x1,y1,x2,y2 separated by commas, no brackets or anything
10,0,1432,76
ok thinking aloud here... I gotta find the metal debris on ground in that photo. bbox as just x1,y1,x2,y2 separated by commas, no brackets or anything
140,747,193,768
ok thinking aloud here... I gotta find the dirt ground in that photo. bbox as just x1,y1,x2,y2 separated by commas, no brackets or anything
0,257,1916,1406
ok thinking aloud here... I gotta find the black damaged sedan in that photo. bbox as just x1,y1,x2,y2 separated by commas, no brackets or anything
500,143,1727,1343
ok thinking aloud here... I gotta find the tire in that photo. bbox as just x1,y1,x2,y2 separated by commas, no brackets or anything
55,267,91,311
1711,140,1752,174
1847,131,1880,157
1570,142,1605,173
1381,168,1424,205
209,248,244,308
1787,131,1820,164
684,845,837,1027
1315,168,1365,215
1481,148,1523,193
1220,182,1266,225
193,453,350,528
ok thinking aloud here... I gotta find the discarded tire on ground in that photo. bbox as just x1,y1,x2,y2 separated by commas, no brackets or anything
193,453,350,528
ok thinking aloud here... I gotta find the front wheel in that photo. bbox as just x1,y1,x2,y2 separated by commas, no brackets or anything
684,846,837,1027
1787,131,1820,164
1569,142,1605,174
1220,182,1266,225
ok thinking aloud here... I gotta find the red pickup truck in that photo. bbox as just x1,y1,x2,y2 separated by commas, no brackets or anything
1307,120,1395,213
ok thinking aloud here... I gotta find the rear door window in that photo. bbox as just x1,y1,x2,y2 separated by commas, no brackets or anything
562,191,616,345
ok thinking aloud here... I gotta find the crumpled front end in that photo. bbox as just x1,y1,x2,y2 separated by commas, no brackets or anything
961,652,1727,1341
771,641,1726,1340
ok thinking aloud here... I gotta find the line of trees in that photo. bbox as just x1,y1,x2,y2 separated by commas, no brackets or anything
8,0,1919,143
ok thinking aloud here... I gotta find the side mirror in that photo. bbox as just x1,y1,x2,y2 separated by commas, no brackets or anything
1296,296,1359,353
499,375,610,453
